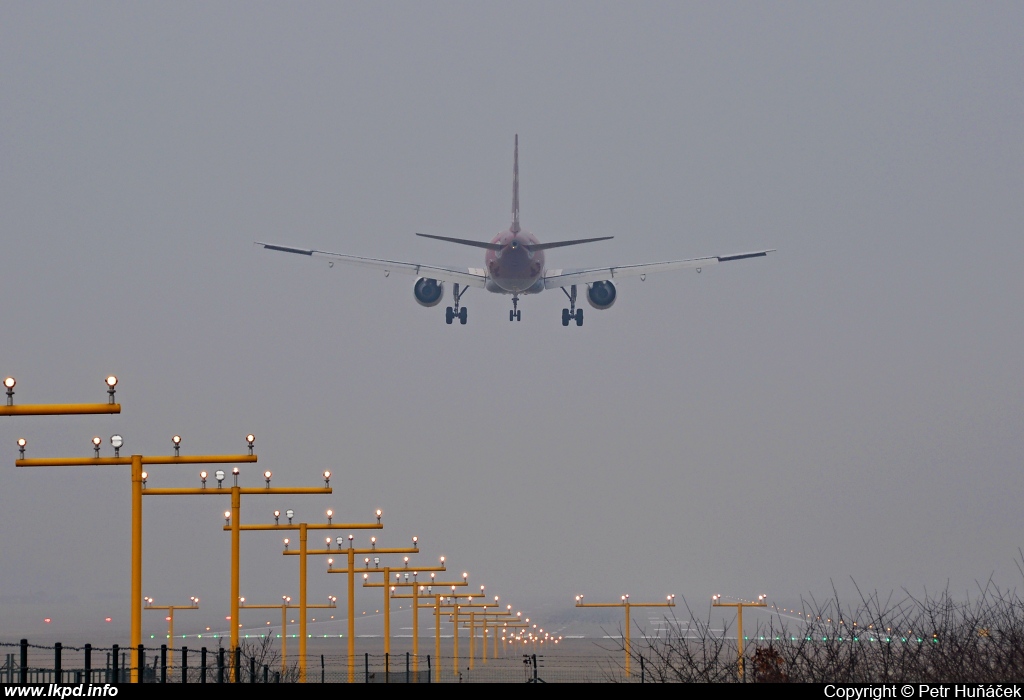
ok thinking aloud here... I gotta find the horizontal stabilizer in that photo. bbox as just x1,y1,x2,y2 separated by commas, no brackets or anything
415,233,504,251
524,236,613,252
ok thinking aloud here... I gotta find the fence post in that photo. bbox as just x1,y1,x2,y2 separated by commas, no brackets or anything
54,643,62,684
233,647,240,684
641,655,645,683
180,647,188,683
364,652,369,683
263,664,268,684
385,652,389,683
84,644,91,684
217,648,224,683
200,647,207,684
19,640,27,686
160,645,167,683
112,644,119,684
137,644,144,684
427,655,431,684
250,655,256,683
320,654,324,684
406,652,410,684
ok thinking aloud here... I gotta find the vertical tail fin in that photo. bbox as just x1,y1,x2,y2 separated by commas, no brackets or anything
511,134,520,233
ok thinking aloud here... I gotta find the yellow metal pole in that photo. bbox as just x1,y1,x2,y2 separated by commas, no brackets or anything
0,404,120,416
238,598,335,680
435,594,441,678
299,524,307,683
452,602,459,677
468,612,475,670
575,594,675,680
625,601,631,677
230,486,240,679
737,605,744,680
130,455,142,683
712,595,766,681
482,620,487,663
412,584,419,675
167,608,174,669
383,573,391,657
348,548,355,683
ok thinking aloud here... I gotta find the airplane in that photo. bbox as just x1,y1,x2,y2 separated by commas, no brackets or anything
256,135,773,326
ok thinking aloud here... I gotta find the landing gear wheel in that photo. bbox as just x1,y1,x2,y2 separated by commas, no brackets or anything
515,310,521,322
510,310,515,322
446,283,468,326
561,285,582,328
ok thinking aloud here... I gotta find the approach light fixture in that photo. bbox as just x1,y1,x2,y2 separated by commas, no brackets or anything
264,470,272,487
370,536,376,549
106,375,118,404
283,538,290,551
325,537,332,549
224,511,231,525
141,471,148,486
92,436,102,457
17,437,26,458
232,466,239,486
286,509,294,524
326,509,333,524
323,470,331,487
373,557,379,567
336,536,344,548
375,508,382,523
327,558,334,568
246,434,255,455
110,434,123,457
4,377,14,405
215,470,225,488
200,470,208,488
348,534,354,548
172,435,181,456
274,510,281,525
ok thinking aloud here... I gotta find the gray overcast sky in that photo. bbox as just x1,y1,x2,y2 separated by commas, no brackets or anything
2,2,1023,640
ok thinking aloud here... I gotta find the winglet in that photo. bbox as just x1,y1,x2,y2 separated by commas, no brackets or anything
511,134,520,234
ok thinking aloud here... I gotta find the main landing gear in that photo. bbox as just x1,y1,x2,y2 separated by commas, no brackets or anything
561,285,583,327
509,294,521,322
445,283,468,325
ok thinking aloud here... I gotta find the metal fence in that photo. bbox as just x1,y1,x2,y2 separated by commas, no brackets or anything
2,640,649,683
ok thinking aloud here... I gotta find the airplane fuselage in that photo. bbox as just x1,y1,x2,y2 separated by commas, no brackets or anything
485,229,546,293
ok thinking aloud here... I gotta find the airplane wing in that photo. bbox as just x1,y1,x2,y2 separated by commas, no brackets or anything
255,242,488,289
542,250,774,289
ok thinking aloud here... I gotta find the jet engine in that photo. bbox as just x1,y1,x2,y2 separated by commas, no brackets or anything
586,280,617,310
413,278,445,307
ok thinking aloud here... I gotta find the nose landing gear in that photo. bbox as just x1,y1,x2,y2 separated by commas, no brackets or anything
561,285,583,326
446,283,468,325
509,294,521,322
